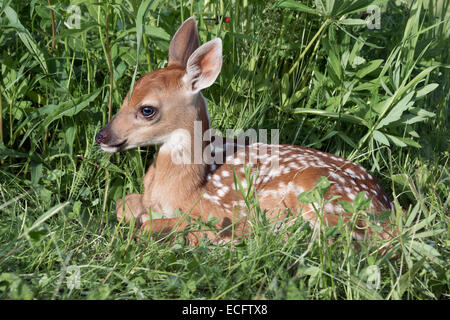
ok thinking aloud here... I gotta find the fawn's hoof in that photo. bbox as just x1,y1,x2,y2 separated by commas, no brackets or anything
115,194,146,224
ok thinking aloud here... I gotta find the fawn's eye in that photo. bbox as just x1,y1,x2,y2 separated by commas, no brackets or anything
141,106,157,118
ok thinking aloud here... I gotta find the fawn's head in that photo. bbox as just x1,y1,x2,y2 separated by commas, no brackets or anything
96,17,222,153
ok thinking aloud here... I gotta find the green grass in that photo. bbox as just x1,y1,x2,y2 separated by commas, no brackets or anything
0,0,448,299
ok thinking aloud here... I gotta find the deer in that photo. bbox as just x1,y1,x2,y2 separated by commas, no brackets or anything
95,17,396,245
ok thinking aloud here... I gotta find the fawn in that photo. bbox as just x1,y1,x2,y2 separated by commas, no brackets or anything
96,17,395,244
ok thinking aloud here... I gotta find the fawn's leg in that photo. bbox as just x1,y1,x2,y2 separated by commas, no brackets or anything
140,217,209,244
141,216,249,245
116,193,148,225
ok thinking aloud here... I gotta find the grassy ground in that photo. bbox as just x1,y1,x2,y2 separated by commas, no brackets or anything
0,0,448,299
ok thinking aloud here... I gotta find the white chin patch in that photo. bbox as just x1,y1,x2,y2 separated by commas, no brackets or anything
100,145,119,153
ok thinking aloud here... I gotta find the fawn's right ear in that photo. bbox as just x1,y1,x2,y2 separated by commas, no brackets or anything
168,17,199,68
183,38,222,93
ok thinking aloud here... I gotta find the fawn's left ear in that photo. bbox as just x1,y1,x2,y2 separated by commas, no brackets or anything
168,17,199,68
184,38,222,93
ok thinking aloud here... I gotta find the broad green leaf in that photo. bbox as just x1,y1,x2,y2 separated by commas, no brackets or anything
409,241,440,259
304,266,321,288
325,0,336,14
4,5,47,73
380,76,393,96
386,134,407,147
409,107,436,118
356,59,383,78
314,0,326,14
146,25,171,41
407,130,419,138
353,192,371,211
397,258,425,298
409,213,437,233
405,202,420,227
39,88,102,130
394,137,421,148
274,0,319,15
340,18,366,25
31,162,43,186
401,113,431,126
0,273,33,299
286,87,308,106
349,39,365,66
0,143,28,160
354,79,380,91
416,83,439,98
319,130,338,142
293,108,368,127
338,201,353,213
327,49,342,81
400,106,435,125
298,190,316,204
377,91,415,129
337,132,357,148
373,130,390,146
413,229,446,239
336,0,385,16
341,50,350,69
315,176,330,198
397,66,439,98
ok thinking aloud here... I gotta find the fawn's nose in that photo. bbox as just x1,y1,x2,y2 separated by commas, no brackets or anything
95,131,107,144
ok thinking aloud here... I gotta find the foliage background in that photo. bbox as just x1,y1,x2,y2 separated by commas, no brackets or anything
0,0,448,299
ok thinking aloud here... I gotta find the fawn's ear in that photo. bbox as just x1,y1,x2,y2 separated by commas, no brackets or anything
168,17,199,68
184,38,222,93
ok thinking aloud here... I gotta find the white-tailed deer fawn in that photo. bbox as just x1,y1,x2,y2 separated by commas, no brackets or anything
96,17,395,244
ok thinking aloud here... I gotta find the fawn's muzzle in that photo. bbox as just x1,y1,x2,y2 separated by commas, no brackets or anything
95,131,107,144
96,125,128,153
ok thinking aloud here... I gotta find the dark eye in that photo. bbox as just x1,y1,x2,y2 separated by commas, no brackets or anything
141,106,157,118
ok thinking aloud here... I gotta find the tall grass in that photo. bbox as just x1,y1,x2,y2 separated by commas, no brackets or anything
0,0,448,299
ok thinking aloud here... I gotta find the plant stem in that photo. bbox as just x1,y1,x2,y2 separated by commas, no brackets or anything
142,34,152,73
0,85,3,143
47,0,56,55
105,8,113,121
288,18,331,75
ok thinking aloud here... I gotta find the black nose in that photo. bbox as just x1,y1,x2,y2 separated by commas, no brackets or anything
95,132,107,144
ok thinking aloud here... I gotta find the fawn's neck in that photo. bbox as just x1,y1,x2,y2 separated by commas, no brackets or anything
144,93,210,214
